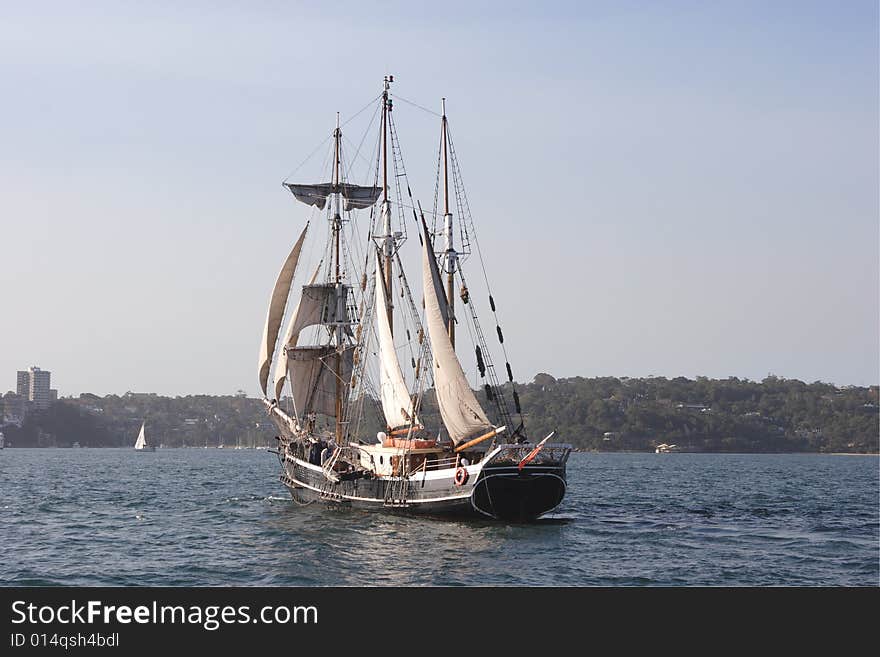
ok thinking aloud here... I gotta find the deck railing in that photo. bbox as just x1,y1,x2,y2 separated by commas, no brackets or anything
486,443,573,467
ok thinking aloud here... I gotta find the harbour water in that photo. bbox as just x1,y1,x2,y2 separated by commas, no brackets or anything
1,449,876,586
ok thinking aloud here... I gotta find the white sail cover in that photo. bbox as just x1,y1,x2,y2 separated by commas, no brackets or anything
420,222,492,444
285,183,382,212
375,254,417,430
258,224,308,397
274,265,321,401
288,345,354,417
134,423,147,449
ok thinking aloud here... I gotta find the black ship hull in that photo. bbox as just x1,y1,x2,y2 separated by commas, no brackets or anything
278,443,569,522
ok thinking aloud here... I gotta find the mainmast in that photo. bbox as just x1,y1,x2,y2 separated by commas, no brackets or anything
332,112,343,441
381,75,394,335
333,112,341,284
441,97,457,348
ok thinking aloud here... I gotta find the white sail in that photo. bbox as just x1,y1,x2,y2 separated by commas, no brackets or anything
421,221,492,444
375,253,417,430
258,224,309,397
288,345,354,417
134,422,147,449
274,265,321,401
285,283,351,339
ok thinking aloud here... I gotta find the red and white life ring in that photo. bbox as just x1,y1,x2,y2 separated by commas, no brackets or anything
454,466,469,486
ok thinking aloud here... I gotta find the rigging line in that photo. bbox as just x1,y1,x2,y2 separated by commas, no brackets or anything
281,133,333,184
445,123,519,381
341,211,371,293
280,93,380,184
391,93,442,117
343,216,365,286
334,144,367,283
446,125,487,274
456,264,516,431
320,354,352,387
346,273,376,438
431,128,442,238
387,111,419,242
340,92,384,129
342,101,380,180
457,287,482,386
392,250,427,386
387,113,408,236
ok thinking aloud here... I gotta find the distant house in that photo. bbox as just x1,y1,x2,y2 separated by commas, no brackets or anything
676,403,710,412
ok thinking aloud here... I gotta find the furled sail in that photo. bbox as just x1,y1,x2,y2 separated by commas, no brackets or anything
285,183,334,209
339,184,384,211
288,345,354,417
375,253,417,430
134,423,146,449
285,183,382,212
420,219,492,444
274,265,321,401
257,224,309,397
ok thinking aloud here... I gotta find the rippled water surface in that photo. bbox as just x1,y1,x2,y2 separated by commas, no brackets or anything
1,449,877,586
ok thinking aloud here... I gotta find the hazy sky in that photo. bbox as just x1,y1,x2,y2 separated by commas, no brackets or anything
1,1,877,397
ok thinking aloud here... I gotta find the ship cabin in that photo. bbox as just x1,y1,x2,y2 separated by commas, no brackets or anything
353,435,469,478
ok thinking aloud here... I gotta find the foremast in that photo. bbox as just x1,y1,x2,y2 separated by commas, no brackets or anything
269,111,383,445
331,112,345,443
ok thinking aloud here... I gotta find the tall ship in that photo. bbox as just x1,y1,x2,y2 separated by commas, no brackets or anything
258,78,570,521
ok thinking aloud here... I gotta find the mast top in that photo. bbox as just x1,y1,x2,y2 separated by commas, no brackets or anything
441,97,446,117
383,75,393,112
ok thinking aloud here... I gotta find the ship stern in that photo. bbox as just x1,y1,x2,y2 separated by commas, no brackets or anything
470,443,571,521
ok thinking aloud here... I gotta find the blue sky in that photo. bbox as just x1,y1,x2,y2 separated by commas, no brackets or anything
1,1,877,396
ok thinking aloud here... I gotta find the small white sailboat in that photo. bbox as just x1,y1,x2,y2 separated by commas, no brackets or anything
0,431,5,450
133,421,156,452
